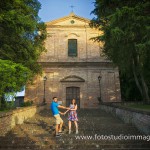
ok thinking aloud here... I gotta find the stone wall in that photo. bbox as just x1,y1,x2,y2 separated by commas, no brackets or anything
99,103,150,135
0,105,45,136
25,66,121,108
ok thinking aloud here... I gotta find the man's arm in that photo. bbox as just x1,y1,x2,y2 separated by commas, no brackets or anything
58,105,70,110
59,111,64,115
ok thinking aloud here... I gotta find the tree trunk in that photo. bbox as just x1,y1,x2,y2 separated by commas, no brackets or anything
132,62,143,98
132,56,150,103
139,73,150,103
0,94,7,110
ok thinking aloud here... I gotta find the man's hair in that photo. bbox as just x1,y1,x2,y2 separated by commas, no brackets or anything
53,97,57,99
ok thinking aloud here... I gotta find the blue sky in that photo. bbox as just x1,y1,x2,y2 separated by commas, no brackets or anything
38,0,96,22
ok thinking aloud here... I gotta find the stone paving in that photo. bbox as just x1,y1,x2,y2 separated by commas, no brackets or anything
0,108,150,150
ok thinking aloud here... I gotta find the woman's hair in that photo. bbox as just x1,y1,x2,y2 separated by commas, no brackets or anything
71,99,77,105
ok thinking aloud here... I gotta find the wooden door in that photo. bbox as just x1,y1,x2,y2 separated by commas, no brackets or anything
66,87,80,108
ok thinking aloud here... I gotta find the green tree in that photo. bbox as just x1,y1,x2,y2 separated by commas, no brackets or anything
0,0,47,75
0,59,31,109
0,0,47,108
91,0,150,103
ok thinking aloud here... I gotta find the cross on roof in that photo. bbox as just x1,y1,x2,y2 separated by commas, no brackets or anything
70,5,75,12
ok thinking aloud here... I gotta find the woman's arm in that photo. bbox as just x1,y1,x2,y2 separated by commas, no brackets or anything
64,104,71,114
64,110,70,114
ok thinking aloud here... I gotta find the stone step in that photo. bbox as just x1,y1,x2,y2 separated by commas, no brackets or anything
1,109,149,149
35,144,150,150
51,144,150,149
0,137,148,143
0,145,38,148
0,143,149,150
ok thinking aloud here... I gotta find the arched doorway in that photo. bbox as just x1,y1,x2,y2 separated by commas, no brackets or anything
66,87,80,108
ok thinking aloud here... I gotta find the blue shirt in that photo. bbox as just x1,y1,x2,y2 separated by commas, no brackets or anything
50,101,59,115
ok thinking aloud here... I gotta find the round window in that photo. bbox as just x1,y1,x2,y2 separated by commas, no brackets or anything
70,20,75,24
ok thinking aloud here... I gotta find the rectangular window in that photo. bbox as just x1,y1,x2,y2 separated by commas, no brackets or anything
68,39,77,57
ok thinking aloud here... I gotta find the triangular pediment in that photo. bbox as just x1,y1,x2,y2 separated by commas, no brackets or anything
60,75,85,82
46,12,90,26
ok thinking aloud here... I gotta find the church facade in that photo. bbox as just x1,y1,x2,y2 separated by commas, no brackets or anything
24,13,121,108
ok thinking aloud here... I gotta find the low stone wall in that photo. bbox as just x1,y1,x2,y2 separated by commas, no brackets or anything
99,103,150,135
0,105,45,136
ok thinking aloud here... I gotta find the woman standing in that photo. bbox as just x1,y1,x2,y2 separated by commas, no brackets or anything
64,99,78,134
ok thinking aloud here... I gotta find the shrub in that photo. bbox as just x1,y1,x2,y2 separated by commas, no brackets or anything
21,101,33,107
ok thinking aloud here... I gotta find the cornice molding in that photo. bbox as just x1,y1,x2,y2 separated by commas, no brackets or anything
46,25,90,28
65,33,80,37
46,13,90,26
39,62,117,69
60,75,85,82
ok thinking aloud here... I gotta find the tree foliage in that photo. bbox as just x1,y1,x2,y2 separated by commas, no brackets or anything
91,0,150,102
0,0,47,75
0,0,47,100
0,59,31,110
0,59,31,96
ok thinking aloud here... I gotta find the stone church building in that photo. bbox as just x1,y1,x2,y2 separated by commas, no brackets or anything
25,13,121,108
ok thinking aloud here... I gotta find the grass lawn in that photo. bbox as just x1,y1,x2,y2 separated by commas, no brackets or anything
125,104,150,112
0,109,13,113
